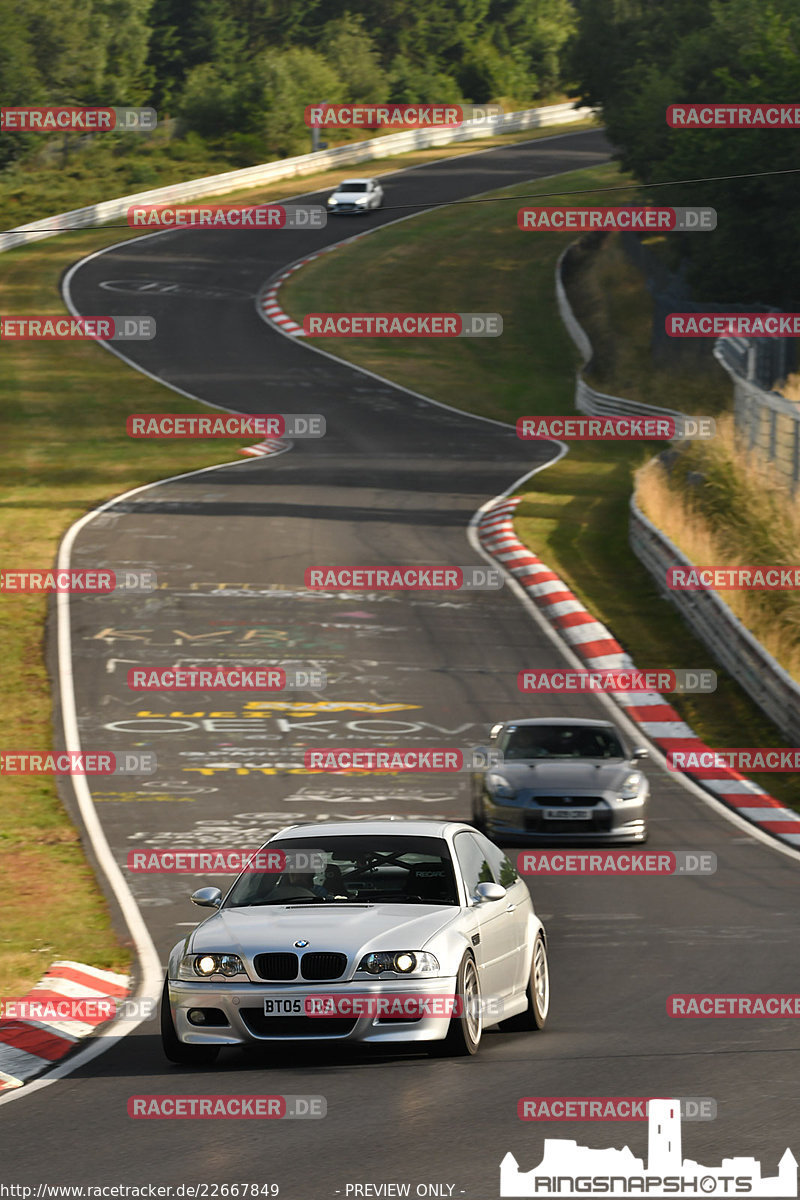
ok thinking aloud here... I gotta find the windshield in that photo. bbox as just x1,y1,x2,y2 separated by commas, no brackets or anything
224,834,459,908
339,182,369,192
500,724,624,760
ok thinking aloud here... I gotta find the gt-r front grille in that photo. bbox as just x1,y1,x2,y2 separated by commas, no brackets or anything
240,1011,357,1038
300,952,347,980
253,952,298,981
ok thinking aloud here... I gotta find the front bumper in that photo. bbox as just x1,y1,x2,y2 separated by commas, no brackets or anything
168,977,459,1046
485,795,647,843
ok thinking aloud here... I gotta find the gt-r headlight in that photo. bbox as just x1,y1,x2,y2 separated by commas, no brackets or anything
618,772,643,800
178,953,247,980
357,951,440,976
486,772,516,800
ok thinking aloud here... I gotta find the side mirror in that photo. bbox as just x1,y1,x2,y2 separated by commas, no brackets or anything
473,882,506,904
191,886,222,909
489,723,504,743
632,747,649,760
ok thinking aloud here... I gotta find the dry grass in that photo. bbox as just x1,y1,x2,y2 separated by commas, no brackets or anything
635,412,800,678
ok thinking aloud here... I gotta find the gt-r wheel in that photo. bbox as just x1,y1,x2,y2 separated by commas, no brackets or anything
429,954,482,1057
160,978,220,1066
501,932,549,1032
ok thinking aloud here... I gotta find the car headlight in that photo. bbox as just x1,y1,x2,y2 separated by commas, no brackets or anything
618,772,642,800
354,196,369,204
178,953,247,980
486,772,516,800
357,951,440,976
327,197,338,205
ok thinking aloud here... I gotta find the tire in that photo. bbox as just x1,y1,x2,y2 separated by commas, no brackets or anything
500,932,549,1032
160,977,220,1066
471,790,488,834
428,955,482,1057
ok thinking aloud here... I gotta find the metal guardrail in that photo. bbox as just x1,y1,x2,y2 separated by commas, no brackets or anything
629,498,800,744
555,238,800,739
0,101,595,255
714,340,800,491
555,243,688,426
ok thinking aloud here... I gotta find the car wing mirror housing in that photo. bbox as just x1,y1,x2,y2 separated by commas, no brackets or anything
473,881,507,904
632,747,649,760
191,886,222,908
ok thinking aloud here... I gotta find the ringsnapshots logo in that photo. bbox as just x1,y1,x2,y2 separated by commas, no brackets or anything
127,848,326,873
0,107,157,131
0,568,156,593
302,313,502,337
127,666,326,691
518,206,716,231
304,103,503,128
303,747,502,772
668,103,800,128
304,566,502,590
518,851,717,876
518,669,717,694
127,1095,326,1119
127,204,325,229
667,565,800,590
517,416,716,441
518,1097,717,1122
500,1099,797,1198
126,414,324,438
0,751,157,776
0,316,155,341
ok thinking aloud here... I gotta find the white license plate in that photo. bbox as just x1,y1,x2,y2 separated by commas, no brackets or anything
542,808,592,820
263,997,306,1015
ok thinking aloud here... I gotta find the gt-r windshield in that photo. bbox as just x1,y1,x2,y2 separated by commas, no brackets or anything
225,835,459,908
500,724,624,760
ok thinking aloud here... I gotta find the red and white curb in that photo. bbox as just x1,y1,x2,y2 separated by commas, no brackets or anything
0,960,130,1090
240,436,289,458
257,233,373,337
478,496,800,848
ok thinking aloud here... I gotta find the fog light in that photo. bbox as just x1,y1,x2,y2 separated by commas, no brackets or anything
188,1009,207,1024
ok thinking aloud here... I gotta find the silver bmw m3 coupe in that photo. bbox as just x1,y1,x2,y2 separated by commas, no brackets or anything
161,819,549,1064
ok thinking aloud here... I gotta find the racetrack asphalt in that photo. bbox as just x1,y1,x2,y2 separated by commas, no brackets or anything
3,129,800,1195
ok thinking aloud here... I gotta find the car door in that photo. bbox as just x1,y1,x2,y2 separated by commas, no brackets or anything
453,831,516,1002
474,832,531,993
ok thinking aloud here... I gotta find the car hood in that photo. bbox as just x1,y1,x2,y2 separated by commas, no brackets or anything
491,759,634,793
331,190,368,201
190,903,458,959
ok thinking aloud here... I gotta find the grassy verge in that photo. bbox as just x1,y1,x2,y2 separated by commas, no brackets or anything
0,116,600,996
281,163,800,809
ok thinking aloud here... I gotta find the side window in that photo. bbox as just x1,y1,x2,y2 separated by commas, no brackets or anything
454,832,493,898
476,833,519,888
